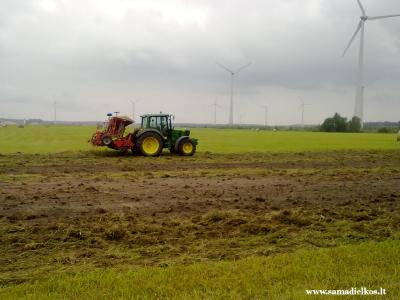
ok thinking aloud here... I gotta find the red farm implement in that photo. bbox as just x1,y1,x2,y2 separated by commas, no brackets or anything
90,113,135,151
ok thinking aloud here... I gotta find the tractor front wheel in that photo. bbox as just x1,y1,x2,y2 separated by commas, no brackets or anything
136,132,163,157
178,139,196,156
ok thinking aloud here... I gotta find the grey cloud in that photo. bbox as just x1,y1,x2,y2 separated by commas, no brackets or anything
0,0,399,124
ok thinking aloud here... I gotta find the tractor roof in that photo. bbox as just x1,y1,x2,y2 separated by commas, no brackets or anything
141,114,171,118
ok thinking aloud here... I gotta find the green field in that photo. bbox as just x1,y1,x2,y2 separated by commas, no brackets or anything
1,240,398,299
0,125,398,154
1,125,399,299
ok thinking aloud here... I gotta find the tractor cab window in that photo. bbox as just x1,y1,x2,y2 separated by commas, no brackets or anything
157,116,168,130
141,116,148,128
149,116,157,128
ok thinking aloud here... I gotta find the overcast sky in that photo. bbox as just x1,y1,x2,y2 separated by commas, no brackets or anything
0,0,399,125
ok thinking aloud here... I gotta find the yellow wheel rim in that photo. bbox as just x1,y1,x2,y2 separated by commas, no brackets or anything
182,142,193,154
142,137,159,155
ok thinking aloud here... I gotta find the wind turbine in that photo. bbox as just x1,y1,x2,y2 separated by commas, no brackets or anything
129,100,139,121
299,99,311,128
343,0,400,125
216,62,251,125
53,97,57,125
210,98,221,125
261,104,269,127
238,113,245,125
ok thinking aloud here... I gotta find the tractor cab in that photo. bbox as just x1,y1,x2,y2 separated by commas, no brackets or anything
140,114,173,137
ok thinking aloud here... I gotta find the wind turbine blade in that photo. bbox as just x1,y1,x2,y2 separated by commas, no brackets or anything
342,21,362,57
216,62,233,74
236,62,252,73
356,0,366,16
368,14,400,20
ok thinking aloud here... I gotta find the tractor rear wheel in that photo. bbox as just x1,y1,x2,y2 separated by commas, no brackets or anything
178,138,196,156
136,132,163,157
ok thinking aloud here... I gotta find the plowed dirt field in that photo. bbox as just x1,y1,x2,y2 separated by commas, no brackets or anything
1,150,399,284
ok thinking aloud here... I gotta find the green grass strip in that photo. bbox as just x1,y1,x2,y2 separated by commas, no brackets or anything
0,125,399,154
1,240,399,299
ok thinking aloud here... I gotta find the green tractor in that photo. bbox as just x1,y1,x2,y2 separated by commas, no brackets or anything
90,113,198,157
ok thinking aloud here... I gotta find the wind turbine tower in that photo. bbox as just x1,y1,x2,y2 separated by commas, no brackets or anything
129,100,139,121
261,105,269,127
216,62,251,125
238,113,245,125
210,99,221,125
343,0,400,126
53,97,57,125
299,99,311,128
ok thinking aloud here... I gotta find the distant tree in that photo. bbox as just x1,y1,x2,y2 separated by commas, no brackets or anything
320,117,335,132
321,113,349,132
348,116,362,132
333,113,348,132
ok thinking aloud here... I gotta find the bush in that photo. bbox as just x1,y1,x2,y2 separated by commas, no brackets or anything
377,127,390,133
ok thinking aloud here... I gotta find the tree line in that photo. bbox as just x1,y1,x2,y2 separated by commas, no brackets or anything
320,113,362,132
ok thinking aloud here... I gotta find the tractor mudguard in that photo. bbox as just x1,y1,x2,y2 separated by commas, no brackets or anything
135,129,164,140
174,136,190,152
